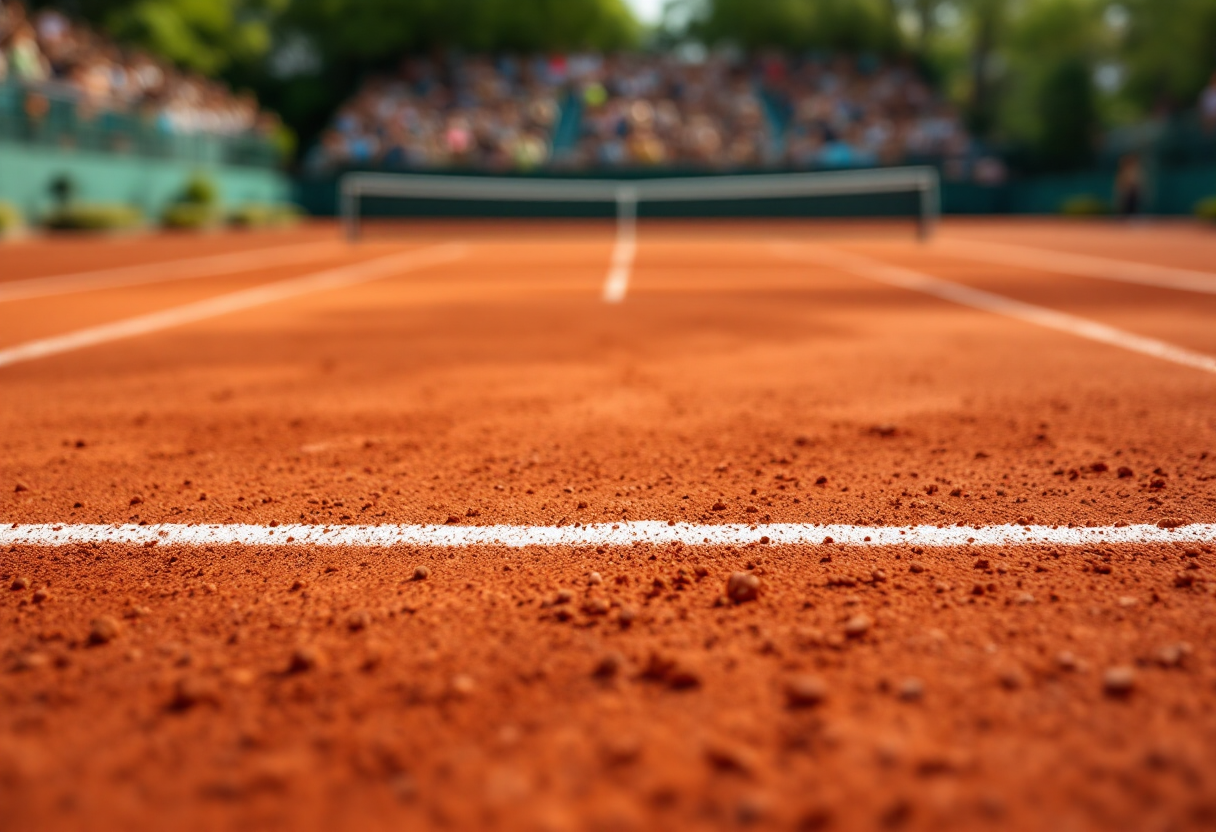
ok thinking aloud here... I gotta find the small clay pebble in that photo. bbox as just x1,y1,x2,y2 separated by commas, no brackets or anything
450,674,476,697
13,652,50,672
10,576,30,591
1056,651,1078,671
998,667,1025,690
32,588,51,604
618,606,637,628
412,565,430,581
843,614,872,638
587,572,603,586
593,651,626,679
88,616,121,646
784,674,828,708
897,677,924,702
583,597,611,616
290,579,307,591
169,677,220,711
347,610,370,631
726,572,761,604
909,562,925,574
1155,643,1192,668
288,645,323,673
694,565,709,578
1103,666,1136,697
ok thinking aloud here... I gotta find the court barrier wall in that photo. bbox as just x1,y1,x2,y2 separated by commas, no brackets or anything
0,141,291,221
298,165,1216,218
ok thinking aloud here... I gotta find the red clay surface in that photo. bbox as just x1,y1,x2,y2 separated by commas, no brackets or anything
2,219,1215,831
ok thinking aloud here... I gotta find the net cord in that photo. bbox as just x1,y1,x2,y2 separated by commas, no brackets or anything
339,167,940,241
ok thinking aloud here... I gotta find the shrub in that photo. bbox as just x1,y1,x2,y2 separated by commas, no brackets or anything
182,173,219,207
0,201,24,236
45,203,143,232
1195,197,1216,222
162,201,221,230
228,202,304,229
1060,195,1110,216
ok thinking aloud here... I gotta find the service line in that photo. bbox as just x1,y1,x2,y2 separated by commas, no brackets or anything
2,522,1213,548
602,188,638,303
0,239,350,303
937,238,1216,295
772,243,1216,376
0,243,467,369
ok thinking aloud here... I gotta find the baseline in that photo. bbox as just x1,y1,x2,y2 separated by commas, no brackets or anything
2,522,1213,548
771,243,1216,376
0,243,467,369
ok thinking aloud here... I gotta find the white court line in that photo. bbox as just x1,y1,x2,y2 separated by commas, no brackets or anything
772,243,1216,376
936,238,1216,295
1,522,1213,547
0,239,350,303
0,243,467,369
602,189,637,303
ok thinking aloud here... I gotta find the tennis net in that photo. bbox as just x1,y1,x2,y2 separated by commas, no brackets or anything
338,167,940,242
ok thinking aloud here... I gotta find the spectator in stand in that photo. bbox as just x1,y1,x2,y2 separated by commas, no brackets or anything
1202,70,1216,133
1,1,271,139
310,51,981,176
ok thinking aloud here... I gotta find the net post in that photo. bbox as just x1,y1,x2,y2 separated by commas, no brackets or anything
615,185,638,236
341,176,361,242
917,169,941,242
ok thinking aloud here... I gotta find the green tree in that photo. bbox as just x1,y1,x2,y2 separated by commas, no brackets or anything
1119,0,1216,110
685,0,901,52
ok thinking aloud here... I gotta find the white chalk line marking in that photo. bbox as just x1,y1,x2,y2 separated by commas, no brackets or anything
937,238,1216,295
603,190,637,303
0,243,468,369
1,522,1212,548
772,243,1216,376
0,240,351,304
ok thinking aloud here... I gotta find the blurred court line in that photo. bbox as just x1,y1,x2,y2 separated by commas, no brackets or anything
0,243,467,369
936,238,1216,295
0,239,351,303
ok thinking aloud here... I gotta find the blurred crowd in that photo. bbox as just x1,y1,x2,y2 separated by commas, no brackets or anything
310,51,993,176
0,1,273,137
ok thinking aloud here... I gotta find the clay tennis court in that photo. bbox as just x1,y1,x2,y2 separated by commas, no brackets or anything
2,219,1215,831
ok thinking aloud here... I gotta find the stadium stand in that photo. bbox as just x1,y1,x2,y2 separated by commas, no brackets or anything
307,51,989,178
0,1,280,165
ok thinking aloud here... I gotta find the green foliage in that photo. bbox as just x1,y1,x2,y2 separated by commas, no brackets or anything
227,202,304,228
1060,194,1111,215
687,0,899,52
0,202,24,236
45,204,144,232
51,0,285,76
286,0,639,59
1196,197,1216,221
161,201,221,229
182,173,220,206
1120,0,1216,109
1037,56,1099,170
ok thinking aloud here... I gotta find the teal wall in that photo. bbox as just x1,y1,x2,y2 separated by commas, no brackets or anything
0,141,290,220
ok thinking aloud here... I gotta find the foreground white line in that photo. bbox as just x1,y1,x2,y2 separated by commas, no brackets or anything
0,240,348,304
0,243,467,369
772,243,1216,376
938,238,1216,295
2,522,1213,548
603,189,637,303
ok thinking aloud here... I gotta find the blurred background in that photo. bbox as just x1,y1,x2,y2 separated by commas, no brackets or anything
1,0,1214,231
